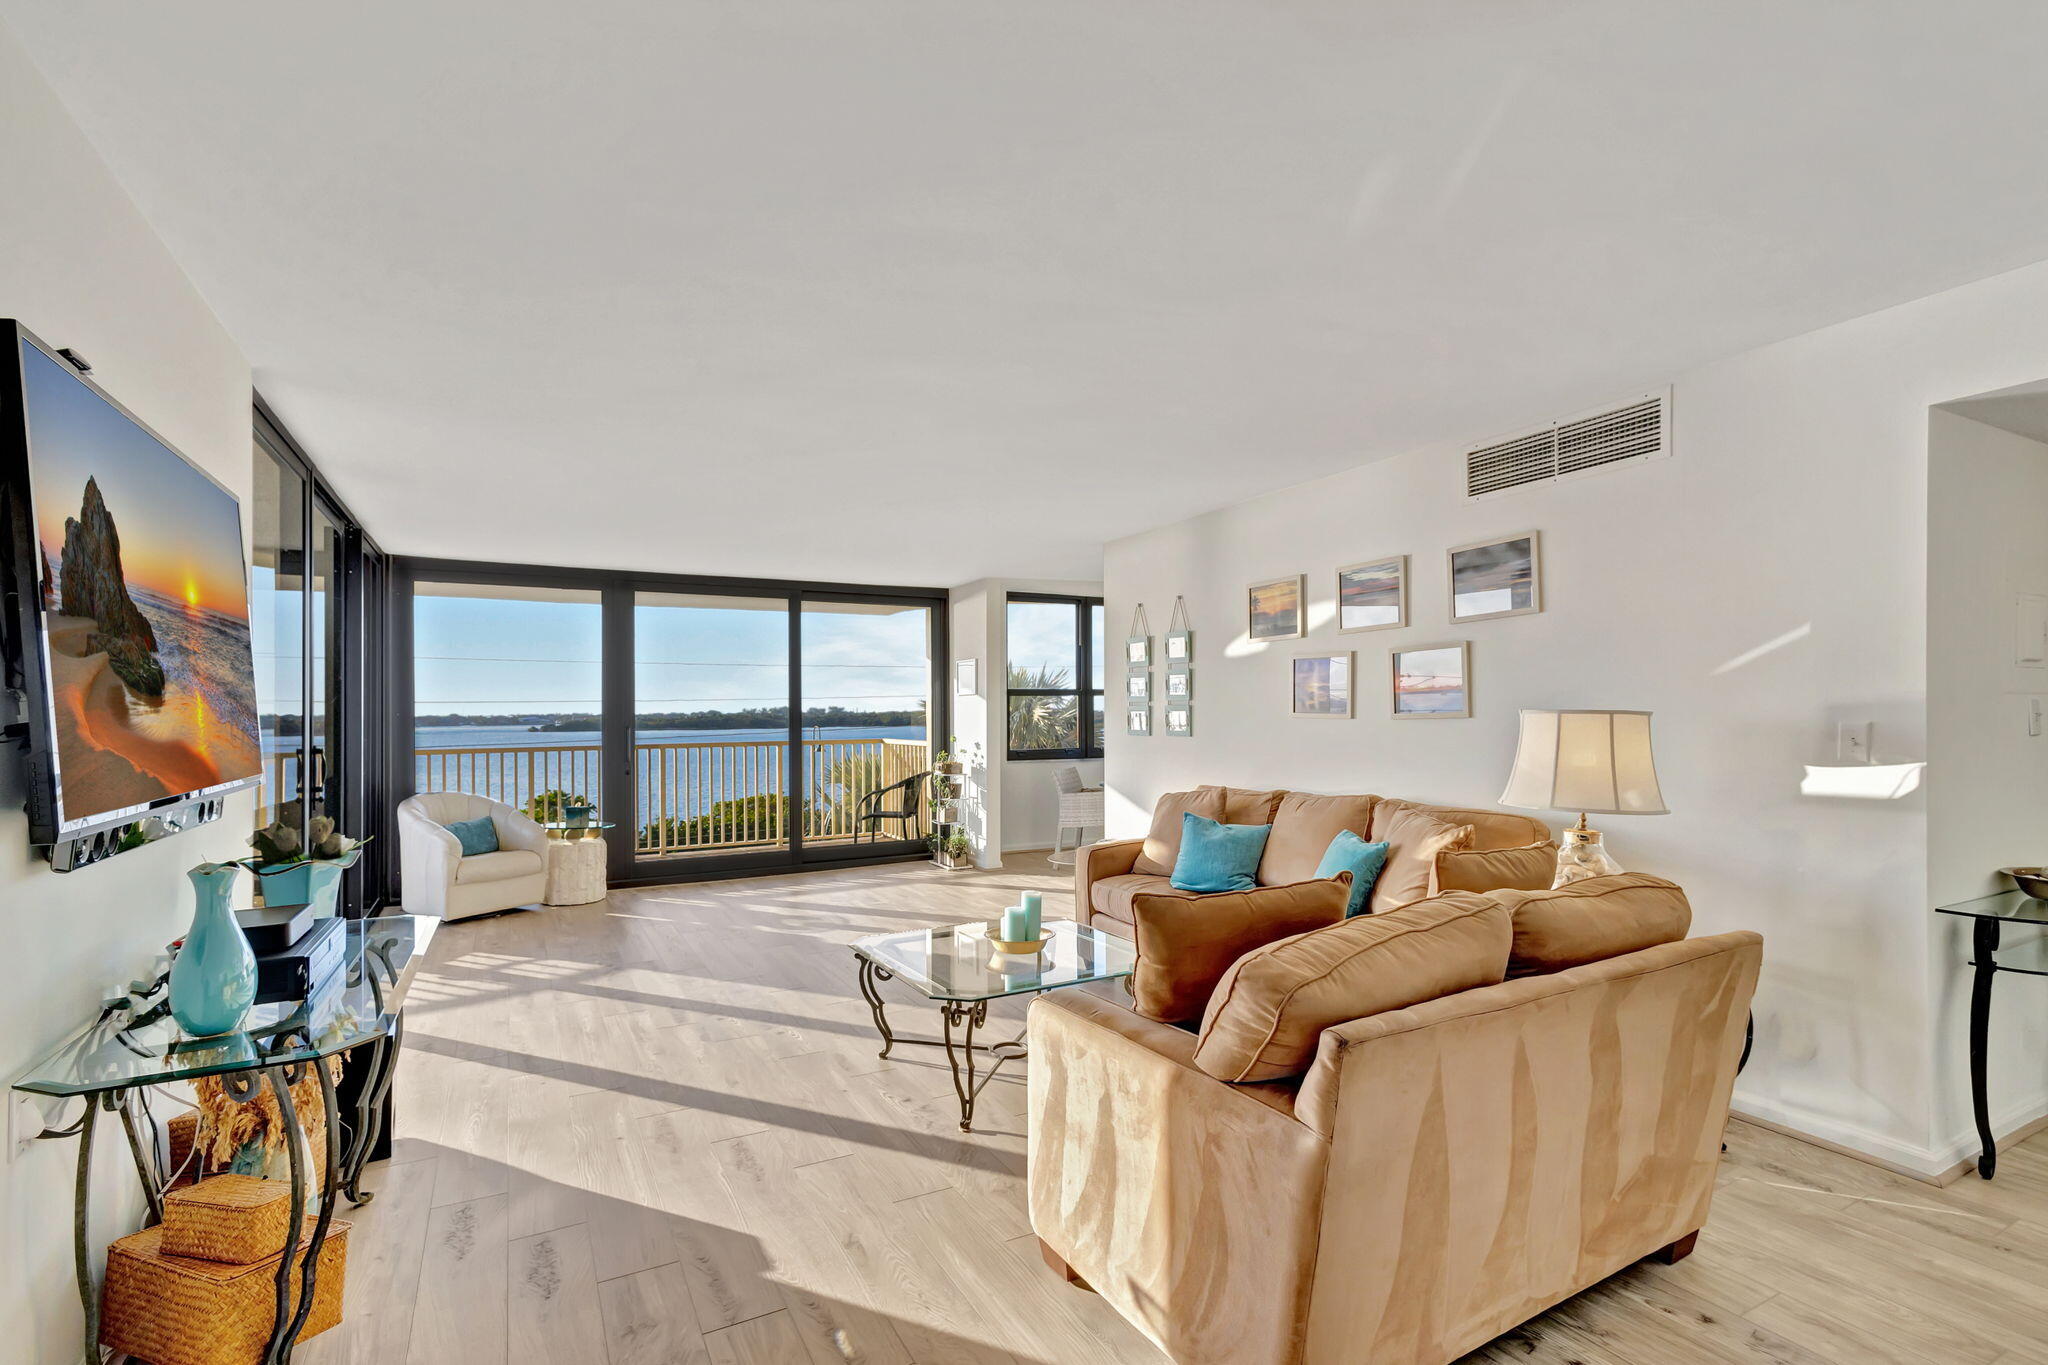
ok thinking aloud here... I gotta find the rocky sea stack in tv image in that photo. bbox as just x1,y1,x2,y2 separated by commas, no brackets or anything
60,477,167,696
23,339,261,824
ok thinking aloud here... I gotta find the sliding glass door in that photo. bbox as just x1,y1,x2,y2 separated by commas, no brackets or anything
797,597,936,862
397,562,946,889
630,591,792,868
252,401,387,914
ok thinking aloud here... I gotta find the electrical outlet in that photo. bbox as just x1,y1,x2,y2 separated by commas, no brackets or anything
1837,721,1874,763
2031,698,2043,738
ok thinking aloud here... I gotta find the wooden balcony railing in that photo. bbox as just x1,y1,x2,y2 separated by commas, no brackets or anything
413,736,930,857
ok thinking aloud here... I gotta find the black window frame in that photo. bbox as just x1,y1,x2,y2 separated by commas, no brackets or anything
1004,592,1104,762
253,396,391,917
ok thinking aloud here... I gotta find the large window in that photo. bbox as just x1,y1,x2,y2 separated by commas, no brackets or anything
395,560,946,885
252,400,387,914
1006,594,1104,760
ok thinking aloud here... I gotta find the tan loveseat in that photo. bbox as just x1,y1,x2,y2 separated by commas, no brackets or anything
1076,785,1551,929
1036,789,1761,1365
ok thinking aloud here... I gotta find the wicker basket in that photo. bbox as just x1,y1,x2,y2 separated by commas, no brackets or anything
100,1218,349,1365
165,1111,207,1189
161,1175,294,1264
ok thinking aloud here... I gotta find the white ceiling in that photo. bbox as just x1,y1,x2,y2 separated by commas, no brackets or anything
10,1,2048,585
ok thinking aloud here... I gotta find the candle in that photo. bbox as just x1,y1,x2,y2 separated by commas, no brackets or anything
1020,891,1043,938
1001,906,1031,944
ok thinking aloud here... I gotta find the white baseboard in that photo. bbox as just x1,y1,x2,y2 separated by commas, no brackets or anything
1732,1088,2048,1183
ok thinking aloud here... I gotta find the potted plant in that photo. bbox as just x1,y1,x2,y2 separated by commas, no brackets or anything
245,800,369,917
930,829,973,870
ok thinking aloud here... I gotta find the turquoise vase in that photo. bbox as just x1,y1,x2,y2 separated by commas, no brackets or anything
170,862,256,1037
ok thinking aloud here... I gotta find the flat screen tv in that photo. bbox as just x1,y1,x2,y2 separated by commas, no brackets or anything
2,321,262,866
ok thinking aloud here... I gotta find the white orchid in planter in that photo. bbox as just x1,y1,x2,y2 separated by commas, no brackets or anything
244,801,369,915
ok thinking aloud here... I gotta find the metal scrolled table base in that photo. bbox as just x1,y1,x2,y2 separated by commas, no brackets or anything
856,957,1027,1132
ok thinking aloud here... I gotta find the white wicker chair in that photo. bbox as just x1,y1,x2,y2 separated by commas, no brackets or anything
1048,766,1105,867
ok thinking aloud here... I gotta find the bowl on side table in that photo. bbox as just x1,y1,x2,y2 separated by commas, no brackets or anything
1999,867,2048,899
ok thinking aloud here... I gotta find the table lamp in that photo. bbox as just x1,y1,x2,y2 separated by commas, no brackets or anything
1500,709,1668,887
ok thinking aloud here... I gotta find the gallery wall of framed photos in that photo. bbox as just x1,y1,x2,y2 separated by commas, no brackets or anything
1237,529,1539,723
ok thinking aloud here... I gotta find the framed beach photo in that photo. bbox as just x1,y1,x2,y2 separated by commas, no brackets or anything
1336,555,1408,633
1291,651,1354,718
1165,629,1192,663
1164,703,1193,736
1391,641,1471,718
1127,672,1151,702
1448,532,1541,623
1128,706,1152,736
1165,669,1192,700
1126,635,1151,667
1248,574,1306,641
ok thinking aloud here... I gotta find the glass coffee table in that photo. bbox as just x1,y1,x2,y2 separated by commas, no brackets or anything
851,918,1136,1131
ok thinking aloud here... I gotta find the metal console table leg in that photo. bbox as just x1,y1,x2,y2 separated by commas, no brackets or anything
1969,916,2001,1180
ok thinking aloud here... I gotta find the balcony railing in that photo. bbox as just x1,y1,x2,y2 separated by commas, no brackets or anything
413,736,931,857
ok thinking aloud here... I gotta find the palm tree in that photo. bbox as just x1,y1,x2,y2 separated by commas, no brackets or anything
1007,663,1080,750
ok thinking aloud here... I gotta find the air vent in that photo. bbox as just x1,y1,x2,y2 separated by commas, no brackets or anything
1465,390,1670,498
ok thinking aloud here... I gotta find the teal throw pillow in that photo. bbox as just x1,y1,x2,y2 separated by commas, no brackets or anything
1316,830,1391,917
1170,813,1272,893
446,816,500,857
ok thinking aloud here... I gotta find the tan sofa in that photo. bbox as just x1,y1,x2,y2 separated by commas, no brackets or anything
1036,788,1760,1365
1076,785,1551,929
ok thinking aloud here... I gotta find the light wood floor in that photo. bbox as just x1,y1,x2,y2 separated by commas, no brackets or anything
293,855,2048,1365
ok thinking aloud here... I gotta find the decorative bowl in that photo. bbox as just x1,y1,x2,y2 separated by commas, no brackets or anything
2000,867,2048,899
984,923,1049,955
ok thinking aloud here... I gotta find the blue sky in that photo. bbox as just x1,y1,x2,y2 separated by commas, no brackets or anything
409,590,935,716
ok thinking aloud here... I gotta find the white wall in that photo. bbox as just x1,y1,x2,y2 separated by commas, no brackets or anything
0,22,254,1363
1105,260,2048,1176
947,577,1104,861
1926,409,2048,1158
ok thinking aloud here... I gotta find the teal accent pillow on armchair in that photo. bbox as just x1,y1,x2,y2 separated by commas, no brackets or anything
1316,829,1391,916
446,815,500,857
1170,813,1272,893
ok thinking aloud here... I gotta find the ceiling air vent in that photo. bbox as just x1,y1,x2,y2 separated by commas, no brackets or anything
1465,389,1670,499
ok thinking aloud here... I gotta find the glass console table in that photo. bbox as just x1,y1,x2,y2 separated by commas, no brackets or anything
13,913,435,1364
851,918,1136,1131
1934,890,2048,1179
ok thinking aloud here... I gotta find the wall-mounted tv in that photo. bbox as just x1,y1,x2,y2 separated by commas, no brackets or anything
2,321,263,867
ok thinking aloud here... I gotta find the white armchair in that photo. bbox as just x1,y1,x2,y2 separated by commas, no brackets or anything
398,792,550,921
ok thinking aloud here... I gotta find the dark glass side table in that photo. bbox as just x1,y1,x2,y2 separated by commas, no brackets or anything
1935,891,2048,1179
851,919,1137,1131
12,913,435,1363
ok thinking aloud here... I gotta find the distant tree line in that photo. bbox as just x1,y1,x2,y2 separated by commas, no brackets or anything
530,705,925,733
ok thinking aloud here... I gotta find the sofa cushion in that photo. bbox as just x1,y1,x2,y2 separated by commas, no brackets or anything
1170,814,1273,893
1193,892,1511,1082
446,815,500,857
1365,804,1474,912
1434,841,1559,895
1315,831,1390,917
1379,800,1548,852
1128,877,1351,1024
1200,785,1286,825
453,849,545,884
1257,791,1378,886
1133,788,1229,875
1491,872,1692,977
1089,873,1190,926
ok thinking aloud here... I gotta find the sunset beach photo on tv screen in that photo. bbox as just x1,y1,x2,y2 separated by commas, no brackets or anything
20,338,261,828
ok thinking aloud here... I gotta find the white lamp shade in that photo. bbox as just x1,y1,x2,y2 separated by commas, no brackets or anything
1501,709,1668,815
